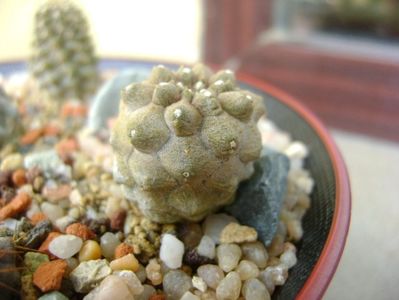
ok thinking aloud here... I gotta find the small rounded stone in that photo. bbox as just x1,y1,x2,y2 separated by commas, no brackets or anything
242,278,270,300
145,258,163,285
135,284,156,300
215,271,241,300
114,270,144,295
202,213,237,244
197,235,216,259
110,253,139,272
159,234,185,269
197,264,224,290
216,244,242,272
180,291,200,300
41,202,64,223
163,270,193,300
100,232,121,259
241,241,269,268
78,240,102,262
235,260,259,280
49,235,83,259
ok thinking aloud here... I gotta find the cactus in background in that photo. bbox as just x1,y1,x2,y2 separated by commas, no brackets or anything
30,0,98,101
111,64,266,223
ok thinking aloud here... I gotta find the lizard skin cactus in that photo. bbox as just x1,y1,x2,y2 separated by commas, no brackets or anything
30,0,98,101
111,64,266,223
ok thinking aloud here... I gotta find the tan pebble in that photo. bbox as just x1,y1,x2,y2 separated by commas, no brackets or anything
110,253,139,272
79,240,102,262
0,153,23,171
219,222,257,244
115,243,134,259
146,258,163,285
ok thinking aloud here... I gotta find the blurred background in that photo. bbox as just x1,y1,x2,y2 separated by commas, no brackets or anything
1,0,398,299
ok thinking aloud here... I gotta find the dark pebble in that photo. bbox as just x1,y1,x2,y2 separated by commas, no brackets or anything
20,220,52,249
183,248,215,269
0,237,21,298
82,218,110,236
110,210,126,231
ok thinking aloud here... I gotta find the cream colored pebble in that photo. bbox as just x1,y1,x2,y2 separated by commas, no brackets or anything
110,253,139,272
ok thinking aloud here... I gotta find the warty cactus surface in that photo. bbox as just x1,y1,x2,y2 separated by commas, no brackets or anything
111,64,266,223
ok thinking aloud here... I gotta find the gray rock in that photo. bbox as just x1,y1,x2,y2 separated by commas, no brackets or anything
87,68,149,132
70,259,112,293
225,148,290,246
20,220,53,249
0,87,19,146
0,237,20,298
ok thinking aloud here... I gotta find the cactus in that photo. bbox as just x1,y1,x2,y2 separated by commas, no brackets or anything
30,0,98,101
111,64,266,223
0,87,20,146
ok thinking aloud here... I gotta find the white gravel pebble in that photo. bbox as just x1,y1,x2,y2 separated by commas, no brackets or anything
49,234,83,259
41,202,64,223
216,271,241,300
242,278,270,300
241,241,269,268
192,275,207,292
100,232,120,259
113,270,144,295
216,244,242,272
180,291,200,300
197,264,225,290
160,234,184,269
197,235,216,259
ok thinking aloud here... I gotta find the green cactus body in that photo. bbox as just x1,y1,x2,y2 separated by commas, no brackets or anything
30,0,98,101
111,64,266,223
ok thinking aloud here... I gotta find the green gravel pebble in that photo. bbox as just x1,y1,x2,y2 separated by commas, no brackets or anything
38,291,69,300
24,251,49,273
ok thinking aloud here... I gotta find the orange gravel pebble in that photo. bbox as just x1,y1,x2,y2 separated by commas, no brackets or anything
114,243,134,259
65,223,96,241
61,103,88,117
43,124,61,137
56,138,79,158
33,259,68,292
30,212,48,225
0,192,31,221
39,232,62,258
11,169,27,187
20,128,44,145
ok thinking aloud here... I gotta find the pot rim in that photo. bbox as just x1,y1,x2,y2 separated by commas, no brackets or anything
237,71,351,300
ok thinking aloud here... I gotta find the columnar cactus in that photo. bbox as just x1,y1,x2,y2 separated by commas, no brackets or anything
30,0,98,101
111,64,266,223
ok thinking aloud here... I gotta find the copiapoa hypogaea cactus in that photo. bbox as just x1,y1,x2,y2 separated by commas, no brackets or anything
111,64,266,223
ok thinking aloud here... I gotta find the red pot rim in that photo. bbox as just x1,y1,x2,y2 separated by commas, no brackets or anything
237,71,351,300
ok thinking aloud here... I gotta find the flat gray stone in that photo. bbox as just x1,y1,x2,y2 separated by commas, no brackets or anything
87,68,149,132
225,148,290,246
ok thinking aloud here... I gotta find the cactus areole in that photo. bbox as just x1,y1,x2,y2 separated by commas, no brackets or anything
111,64,266,223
